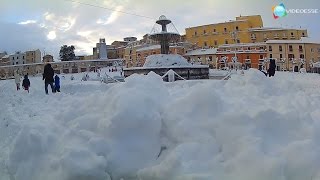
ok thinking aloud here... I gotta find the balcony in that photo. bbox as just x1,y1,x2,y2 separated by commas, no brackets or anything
282,36,288,39
274,35,279,39
251,36,256,40
290,35,295,39
212,32,219,35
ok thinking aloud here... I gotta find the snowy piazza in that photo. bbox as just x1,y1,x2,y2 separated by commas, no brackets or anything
1,0,320,180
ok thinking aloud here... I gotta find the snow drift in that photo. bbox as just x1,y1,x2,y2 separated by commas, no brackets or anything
1,68,320,180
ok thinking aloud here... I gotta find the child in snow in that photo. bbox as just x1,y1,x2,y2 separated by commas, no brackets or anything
54,75,60,92
22,75,30,93
14,71,21,91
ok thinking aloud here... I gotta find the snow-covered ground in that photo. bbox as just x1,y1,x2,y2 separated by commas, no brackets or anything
1,68,320,180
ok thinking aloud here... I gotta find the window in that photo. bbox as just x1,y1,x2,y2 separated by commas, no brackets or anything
12,57,14,60
194,31,197,36
236,26,239,31
251,34,256,39
225,40,228,44
289,54,295,59
246,55,250,59
213,29,216,32
203,30,206,34
248,47,251,50
214,40,218,46
209,56,213,61
302,32,305,37
300,54,304,59
16,62,18,64
270,54,273,58
260,55,264,59
23,56,25,59
237,39,240,43
279,45,283,52
289,45,293,52
280,54,283,59
224,28,227,32
311,48,314,53
269,46,272,51
204,42,207,47
17,56,19,59
299,45,303,52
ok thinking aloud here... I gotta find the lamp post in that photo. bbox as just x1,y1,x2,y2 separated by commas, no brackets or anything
231,31,238,67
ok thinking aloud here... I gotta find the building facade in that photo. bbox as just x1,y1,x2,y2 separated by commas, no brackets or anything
185,15,307,48
249,27,307,43
266,38,320,72
216,43,267,69
184,49,218,68
26,49,42,64
9,52,26,65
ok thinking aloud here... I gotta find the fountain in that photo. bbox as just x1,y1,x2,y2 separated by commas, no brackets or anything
124,15,209,81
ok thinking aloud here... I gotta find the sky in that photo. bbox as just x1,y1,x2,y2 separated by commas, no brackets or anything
0,0,319,59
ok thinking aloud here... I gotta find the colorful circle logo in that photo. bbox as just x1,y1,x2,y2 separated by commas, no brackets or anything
272,3,287,19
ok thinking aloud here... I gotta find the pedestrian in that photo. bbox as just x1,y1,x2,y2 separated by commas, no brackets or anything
22,75,30,93
43,63,55,94
54,75,60,92
14,71,21,91
268,59,276,77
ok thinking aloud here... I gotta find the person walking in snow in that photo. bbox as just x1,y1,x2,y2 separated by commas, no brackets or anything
22,75,30,93
14,71,21,91
268,59,276,77
54,75,60,92
43,63,55,94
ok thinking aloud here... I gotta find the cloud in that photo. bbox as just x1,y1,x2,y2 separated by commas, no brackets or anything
96,6,124,25
18,20,37,25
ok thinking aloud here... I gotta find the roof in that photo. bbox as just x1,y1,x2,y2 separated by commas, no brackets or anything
186,20,248,29
249,27,306,32
2,55,10,58
218,43,267,48
136,45,183,52
185,48,218,56
266,37,320,44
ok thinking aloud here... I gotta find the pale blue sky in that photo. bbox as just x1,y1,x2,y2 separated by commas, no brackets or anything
0,0,319,58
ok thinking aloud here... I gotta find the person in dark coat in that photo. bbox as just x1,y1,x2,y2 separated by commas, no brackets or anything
268,59,276,77
22,75,30,93
54,75,60,92
43,63,55,94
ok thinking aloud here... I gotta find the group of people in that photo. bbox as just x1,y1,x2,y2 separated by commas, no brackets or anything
14,72,30,93
14,63,60,94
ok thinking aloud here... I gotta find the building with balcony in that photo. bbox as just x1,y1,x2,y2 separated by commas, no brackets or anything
216,43,267,69
266,38,320,72
249,27,307,43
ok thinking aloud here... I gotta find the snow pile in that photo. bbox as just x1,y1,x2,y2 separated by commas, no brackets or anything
1,68,320,180
143,54,191,68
